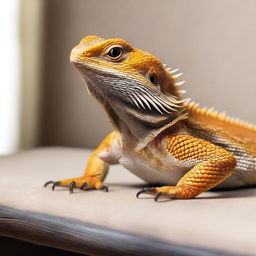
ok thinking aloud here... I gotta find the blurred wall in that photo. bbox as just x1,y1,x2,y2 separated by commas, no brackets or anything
19,0,44,151
40,0,256,149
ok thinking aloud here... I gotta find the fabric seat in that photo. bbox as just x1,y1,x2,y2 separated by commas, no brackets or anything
0,147,255,255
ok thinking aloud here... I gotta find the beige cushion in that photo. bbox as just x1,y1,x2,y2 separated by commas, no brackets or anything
0,147,255,255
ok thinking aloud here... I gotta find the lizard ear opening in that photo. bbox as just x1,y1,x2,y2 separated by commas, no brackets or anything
149,74,158,86
148,73,161,88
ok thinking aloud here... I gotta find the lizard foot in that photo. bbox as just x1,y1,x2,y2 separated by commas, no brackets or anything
44,177,108,194
136,186,177,201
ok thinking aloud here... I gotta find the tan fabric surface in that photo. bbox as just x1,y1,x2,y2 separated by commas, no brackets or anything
0,147,255,255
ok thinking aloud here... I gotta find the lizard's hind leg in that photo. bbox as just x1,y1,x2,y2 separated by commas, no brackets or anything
137,135,237,201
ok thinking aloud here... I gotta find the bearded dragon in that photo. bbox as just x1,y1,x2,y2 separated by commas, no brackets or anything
44,35,256,201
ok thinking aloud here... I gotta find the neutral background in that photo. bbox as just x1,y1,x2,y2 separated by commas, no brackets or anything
21,0,256,150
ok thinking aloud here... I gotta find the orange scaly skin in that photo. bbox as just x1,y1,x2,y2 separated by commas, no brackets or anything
45,35,256,201
152,135,236,199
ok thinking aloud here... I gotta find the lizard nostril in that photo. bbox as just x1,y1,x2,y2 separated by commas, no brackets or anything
77,50,88,58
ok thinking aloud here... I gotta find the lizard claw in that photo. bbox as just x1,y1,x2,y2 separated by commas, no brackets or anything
136,188,173,202
44,178,109,193
69,181,76,194
136,188,146,198
52,181,60,191
136,188,156,198
80,182,88,190
44,181,54,187
44,180,60,191
154,192,163,202
102,184,109,192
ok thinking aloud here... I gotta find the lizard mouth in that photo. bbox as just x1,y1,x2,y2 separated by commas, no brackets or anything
70,58,91,95
80,76,93,96
83,80,92,96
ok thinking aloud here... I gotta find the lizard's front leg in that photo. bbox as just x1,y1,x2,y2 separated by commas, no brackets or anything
44,132,117,193
137,135,237,201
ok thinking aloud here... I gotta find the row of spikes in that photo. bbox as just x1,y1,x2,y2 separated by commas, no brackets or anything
163,64,187,96
164,65,256,131
187,101,256,131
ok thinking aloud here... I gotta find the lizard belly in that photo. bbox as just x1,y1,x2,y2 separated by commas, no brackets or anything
98,133,190,185
119,153,189,185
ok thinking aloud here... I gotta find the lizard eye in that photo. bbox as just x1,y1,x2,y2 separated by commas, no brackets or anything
107,47,123,59
149,74,158,86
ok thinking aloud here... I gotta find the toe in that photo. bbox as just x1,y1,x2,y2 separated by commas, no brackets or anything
44,181,54,187
69,181,76,194
52,181,60,190
136,188,156,198
80,182,88,190
154,192,163,202
101,184,109,192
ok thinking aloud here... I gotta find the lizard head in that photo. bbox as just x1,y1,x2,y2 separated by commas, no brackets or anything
70,35,188,149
